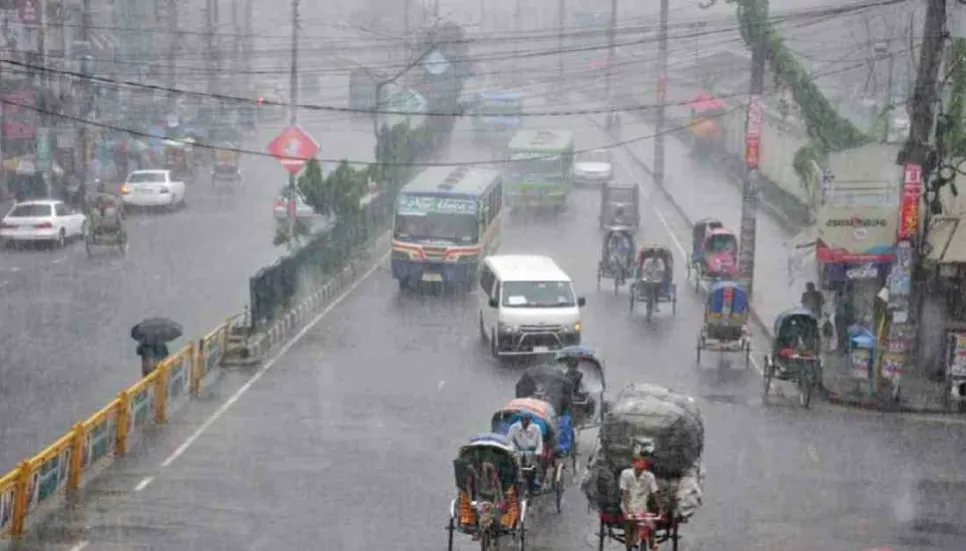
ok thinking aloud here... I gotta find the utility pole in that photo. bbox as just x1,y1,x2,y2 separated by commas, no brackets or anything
404,0,410,59
286,0,300,248
557,0,565,89
79,0,92,188
38,0,50,196
205,0,216,98
167,0,179,109
654,0,669,189
736,0,768,299
604,0,617,127
514,0,521,81
894,0,947,397
244,0,254,100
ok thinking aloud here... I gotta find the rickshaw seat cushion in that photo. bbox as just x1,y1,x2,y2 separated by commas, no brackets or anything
707,325,743,341
778,347,795,359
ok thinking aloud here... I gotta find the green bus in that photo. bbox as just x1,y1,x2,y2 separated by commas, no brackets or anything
505,129,575,210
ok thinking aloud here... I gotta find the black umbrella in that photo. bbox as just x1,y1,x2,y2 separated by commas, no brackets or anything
130,317,183,344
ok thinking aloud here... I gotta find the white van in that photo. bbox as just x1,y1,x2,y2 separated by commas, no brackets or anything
478,255,586,358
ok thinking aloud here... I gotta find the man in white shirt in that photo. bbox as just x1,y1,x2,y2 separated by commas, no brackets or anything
619,452,661,550
507,415,543,458
507,416,544,492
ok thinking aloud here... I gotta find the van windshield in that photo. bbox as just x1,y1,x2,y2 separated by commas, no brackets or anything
502,281,575,308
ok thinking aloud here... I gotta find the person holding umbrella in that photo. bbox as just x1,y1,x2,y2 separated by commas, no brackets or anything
131,317,183,377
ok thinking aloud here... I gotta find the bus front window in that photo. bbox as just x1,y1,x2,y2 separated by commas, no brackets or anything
394,213,479,244
511,157,562,180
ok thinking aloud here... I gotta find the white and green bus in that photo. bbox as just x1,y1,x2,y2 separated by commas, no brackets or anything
505,129,575,210
391,166,505,289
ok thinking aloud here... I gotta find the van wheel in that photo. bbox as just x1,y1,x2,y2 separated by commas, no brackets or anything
490,330,500,359
479,314,487,343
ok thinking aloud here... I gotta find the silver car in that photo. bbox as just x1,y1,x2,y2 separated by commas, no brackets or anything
574,149,614,186
273,188,328,234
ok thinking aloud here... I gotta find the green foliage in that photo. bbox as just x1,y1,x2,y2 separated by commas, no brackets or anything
701,0,869,181
945,38,966,157
297,158,367,219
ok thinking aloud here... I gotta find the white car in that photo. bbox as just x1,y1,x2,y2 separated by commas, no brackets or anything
574,148,614,186
0,200,87,248
120,170,186,210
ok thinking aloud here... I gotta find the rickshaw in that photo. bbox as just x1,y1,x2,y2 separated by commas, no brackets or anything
630,245,678,321
687,218,722,284
599,181,640,231
762,308,823,408
597,229,636,294
689,226,739,290
447,433,528,551
696,281,751,367
211,147,242,189
163,140,193,182
553,345,606,433
491,398,567,513
85,193,127,256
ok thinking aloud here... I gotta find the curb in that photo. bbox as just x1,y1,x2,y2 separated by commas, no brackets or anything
242,237,389,361
589,113,956,415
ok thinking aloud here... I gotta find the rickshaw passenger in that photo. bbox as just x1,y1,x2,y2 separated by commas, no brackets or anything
561,357,588,406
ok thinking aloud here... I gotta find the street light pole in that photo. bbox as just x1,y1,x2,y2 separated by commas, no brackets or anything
287,0,300,249
654,0,669,189
736,0,768,299
557,0,565,89
605,0,617,125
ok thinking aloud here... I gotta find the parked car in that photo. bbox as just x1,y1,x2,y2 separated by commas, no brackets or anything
0,200,87,248
273,187,328,234
120,170,187,210
574,148,614,186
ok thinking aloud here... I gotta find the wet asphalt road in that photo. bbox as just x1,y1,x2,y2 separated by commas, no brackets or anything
20,94,966,551
0,1,385,474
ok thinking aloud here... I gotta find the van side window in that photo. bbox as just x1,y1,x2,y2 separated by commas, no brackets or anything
480,266,495,294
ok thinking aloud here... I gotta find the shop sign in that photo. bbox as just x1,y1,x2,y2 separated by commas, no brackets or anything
897,163,922,240
816,204,897,262
1,89,37,139
846,263,878,280
948,332,966,378
881,352,905,377
851,347,871,380
17,0,39,25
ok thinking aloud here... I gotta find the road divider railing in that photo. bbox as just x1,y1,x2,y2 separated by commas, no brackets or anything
0,317,237,540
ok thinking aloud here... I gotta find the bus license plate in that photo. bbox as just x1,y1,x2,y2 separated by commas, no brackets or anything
533,346,550,353
421,273,443,282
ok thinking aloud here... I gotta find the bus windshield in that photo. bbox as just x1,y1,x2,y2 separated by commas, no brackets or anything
480,100,522,117
511,156,563,178
394,212,478,244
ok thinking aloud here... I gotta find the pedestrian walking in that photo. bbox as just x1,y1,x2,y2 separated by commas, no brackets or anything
800,281,825,317
136,342,170,377
834,292,855,353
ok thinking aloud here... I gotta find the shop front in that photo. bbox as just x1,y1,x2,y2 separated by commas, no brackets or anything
815,203,898,326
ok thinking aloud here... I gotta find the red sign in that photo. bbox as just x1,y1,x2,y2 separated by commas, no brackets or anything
744,136,760,169
897,163,922,239
1,90,38,139
18,0,40,24
267,125,320,173
746,94,763,138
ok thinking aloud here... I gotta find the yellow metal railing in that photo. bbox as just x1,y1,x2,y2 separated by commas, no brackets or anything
0,315,238,539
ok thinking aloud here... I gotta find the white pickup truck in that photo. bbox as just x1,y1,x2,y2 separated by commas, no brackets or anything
120,170,187,211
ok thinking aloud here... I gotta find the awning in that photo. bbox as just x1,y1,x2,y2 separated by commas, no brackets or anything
941,220,966,264
925,217,958,262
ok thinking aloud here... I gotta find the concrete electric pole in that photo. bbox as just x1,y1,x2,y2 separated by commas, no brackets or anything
557,0,565,90
287,0,301,248
654,0,669,189
605,0,617,127
736,0,768,300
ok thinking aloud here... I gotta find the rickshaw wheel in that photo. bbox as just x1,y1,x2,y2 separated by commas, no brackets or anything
518,519,527,551
761,356,773,398
597,517,606,551
446,517,455,551
571,429,579,473
85,235,93,257
613,275,619,296
744,342,751,368
695,339,702,364
798,372,812,408
554,463,563,513
670,516,680,551
596,268,602,291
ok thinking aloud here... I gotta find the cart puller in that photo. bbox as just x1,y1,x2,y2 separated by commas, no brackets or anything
620,439,663,551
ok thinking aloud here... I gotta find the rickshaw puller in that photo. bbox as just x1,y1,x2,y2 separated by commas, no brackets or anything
620,452,662,551
507,416,545,491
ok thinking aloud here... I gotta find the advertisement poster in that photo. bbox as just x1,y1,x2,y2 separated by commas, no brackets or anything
1,89,37,139
881,352,904,377
949,333,966,378
816,204,898,262
898,164,922,240
851,347,872,380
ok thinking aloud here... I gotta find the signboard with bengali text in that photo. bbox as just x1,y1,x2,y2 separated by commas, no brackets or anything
816,204,898,262
396,194,478,216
